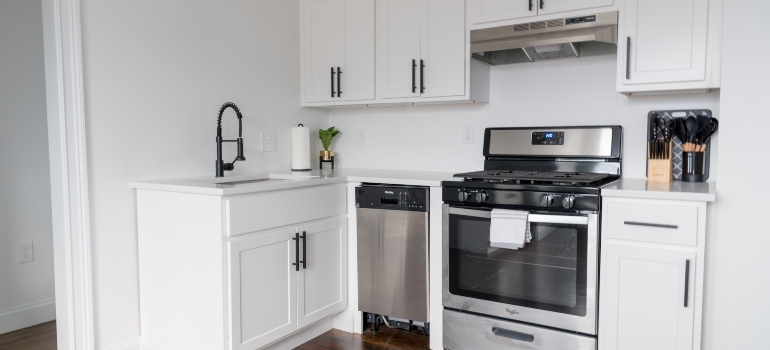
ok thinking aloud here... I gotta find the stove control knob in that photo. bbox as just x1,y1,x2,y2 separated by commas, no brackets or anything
476,192,489,203
562,196,575,209
458,190,470,202
540,194,554,207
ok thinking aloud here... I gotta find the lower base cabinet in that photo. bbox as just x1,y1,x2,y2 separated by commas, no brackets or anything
601,243,696,350
599,197,708,350
228,218,348,350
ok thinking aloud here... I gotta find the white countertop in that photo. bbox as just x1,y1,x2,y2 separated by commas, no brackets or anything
129,168,457,196
602,179,716,202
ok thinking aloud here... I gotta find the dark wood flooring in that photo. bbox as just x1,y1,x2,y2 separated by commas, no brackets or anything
0,322,427,350
0,322,57,350
295,326,429,350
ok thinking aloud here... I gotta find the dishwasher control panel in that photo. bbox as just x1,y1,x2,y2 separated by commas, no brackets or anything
355,185,429,212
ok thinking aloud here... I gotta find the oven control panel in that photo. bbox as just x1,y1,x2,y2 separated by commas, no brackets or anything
442,187,599,212
531,131,564,145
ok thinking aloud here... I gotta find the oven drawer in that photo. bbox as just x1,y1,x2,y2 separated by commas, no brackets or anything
603,198,699,246
444,309,596,350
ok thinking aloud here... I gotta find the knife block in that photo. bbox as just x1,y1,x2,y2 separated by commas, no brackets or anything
647,141,673,183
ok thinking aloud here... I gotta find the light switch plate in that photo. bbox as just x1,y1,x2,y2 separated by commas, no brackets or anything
261,132,276,152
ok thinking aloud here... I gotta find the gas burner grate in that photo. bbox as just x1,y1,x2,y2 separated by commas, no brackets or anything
455,170,610,186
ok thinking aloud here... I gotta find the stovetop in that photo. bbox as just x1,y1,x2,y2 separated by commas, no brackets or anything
454,170,611,186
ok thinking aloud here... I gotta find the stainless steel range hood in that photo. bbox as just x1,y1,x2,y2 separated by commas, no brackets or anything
471,11,618,65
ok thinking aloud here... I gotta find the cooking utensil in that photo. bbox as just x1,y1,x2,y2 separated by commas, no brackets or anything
685,116,699,151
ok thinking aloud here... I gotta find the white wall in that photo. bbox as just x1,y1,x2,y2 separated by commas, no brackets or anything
330,54,721,179
79,0,327,347
0,0,56,332
707,1,770,349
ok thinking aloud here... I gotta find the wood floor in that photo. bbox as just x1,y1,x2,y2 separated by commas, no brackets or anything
295,326,429,350
0,322,57,350
0,322,427,350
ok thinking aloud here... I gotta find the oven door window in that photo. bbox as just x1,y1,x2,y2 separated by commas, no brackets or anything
448,208,588,316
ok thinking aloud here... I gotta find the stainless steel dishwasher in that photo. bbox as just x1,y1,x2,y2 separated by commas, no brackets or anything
356,185,429,324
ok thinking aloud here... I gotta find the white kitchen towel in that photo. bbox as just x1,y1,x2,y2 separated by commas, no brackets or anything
489,209,529,250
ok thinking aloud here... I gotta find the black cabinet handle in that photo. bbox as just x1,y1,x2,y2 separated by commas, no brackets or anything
331,67,336,98
540,0,543,10
492,327,535,342
412,59,416,93
292,232,300,271
626,37,631,80
301,231,307,269
420,60,425,93
529,0,533,11
684,259,690,307
337,67,342,97
623,221,678,229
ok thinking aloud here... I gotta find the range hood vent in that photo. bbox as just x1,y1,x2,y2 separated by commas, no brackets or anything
471,11,618,65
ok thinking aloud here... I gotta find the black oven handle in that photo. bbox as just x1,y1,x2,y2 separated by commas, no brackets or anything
492,327,535,342
448,207,589,226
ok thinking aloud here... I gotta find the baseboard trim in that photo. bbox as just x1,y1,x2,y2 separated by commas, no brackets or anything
107,339,141,350
0,299,56,335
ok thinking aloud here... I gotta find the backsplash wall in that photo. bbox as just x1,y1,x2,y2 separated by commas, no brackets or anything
329,54,721,180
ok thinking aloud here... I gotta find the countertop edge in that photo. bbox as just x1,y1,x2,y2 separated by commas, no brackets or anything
601,188,716,202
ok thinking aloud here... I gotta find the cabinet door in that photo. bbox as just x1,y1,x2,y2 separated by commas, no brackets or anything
297,217,348,328
227,228,297,350
338,0,375,101
301,0,344,103
537,0,613,15
377,0,423,99
601,243,695,350
620,0,708,85
420,0,466,98
468,0,536,25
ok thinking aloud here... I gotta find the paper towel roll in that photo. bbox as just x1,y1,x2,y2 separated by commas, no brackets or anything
291,124,311,171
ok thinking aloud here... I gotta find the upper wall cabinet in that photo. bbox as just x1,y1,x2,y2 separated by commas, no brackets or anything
377,0,466,99
300,0,375,104
616,0,722,95
300,0,490,108
468,0,614,28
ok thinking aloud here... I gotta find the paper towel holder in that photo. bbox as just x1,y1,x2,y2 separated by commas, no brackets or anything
292,124,312,172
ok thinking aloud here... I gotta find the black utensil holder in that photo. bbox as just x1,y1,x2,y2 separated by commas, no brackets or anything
682,152,706,182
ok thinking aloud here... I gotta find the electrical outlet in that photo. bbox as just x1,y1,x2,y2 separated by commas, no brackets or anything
18,241,34,263
357,128,367,146
462,124,474,144
261,132,276,152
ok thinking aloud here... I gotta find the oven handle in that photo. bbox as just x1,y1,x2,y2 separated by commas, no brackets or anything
492,327,535,342
448,207,589,225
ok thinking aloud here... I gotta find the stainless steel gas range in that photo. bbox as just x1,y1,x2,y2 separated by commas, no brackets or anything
442,126,622,350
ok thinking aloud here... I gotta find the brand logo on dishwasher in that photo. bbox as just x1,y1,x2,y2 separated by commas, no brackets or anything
505,308,520,315
385,191,394,194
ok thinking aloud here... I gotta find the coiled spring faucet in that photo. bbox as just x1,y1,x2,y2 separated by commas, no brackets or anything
215,102,246,177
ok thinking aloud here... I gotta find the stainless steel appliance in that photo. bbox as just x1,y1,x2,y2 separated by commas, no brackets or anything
442,126,622,350
357,185,430,323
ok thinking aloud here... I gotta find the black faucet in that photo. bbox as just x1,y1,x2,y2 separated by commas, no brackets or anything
215,102,246,177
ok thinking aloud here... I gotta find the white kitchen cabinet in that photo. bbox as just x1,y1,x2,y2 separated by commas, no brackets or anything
300,0,375,104
467,0,613,29
297,218,348,328
599,197,708,350
537,0,614,15
377,0,466,99
617,0,722,94
601,243,696,350
228,228,298,350
135,184,348,350
468,0,536,25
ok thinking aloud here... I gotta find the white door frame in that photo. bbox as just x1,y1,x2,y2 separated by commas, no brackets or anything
41,0,95,349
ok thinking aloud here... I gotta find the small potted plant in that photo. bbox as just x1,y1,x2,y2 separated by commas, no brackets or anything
319,126,340,161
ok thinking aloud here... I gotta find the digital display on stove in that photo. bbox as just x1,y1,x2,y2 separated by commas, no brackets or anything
531,131,564,145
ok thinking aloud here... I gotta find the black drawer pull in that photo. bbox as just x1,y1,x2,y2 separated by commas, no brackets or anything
292,232,300,271
301,231,307,269
330,67,336,98
420,59,425,93
684,259,690,307
623,221,678,229
540,0,544,10
529,0,533,11
337,67,342,97
492,327,534,342
412,59,416,93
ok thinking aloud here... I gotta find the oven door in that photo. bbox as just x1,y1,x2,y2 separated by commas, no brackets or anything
442,204,599,335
